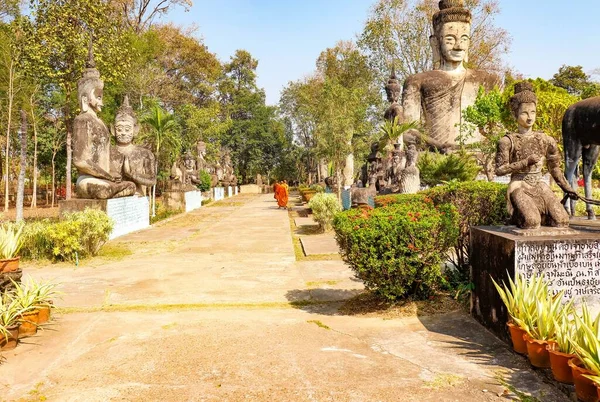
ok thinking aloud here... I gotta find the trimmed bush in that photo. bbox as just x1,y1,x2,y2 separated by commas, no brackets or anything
21,208,114,262
307,193,342,232
418,151,480,187
333,199,459,300
374,193,430,208
423,181,509,274
198,170,212,192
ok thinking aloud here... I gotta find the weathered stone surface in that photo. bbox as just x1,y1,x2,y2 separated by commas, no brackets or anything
471,226,600,341
163,190,202,213
73,43,135,199
300,234,339,256
240,184,261,194
0,269,22,294
495,82,577,229
400,0,499,150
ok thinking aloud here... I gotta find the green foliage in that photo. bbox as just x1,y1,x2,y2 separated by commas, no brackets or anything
418,151,480,187
20,209,113,262
550,65,595,96
333,196,459,300
309,184,325,193
0,222,24,259
197,170,212,192
307,193,342,232
423,181,509,272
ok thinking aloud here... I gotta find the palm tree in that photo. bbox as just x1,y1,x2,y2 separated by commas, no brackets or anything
139,105,182,217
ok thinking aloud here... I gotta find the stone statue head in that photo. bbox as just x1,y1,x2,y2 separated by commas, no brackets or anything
430,0,472,69
78,41,104,113
197,141,206,158
183,151,196,170
510,81,538,128
406,144,418,166
115,95,138,145
385,69,401,103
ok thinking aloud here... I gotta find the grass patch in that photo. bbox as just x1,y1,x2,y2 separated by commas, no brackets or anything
55,300,344,314
307,320,330,330
496,375,542,402
288,207,342,262
162,322,178,330
306,280,339,288
207,201,244,207
338,291,463,318
424,373,463,389
151,207,182,224
96,243,132,260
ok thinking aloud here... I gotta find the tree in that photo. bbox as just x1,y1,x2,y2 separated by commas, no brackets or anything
112,0,192,33
358,0,511,83
38,113,66,207
550,65,593,96
15,110,27,222
26,0,132,199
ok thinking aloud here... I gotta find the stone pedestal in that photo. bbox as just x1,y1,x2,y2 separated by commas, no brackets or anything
228,186,233,197
471,226,600,342
163,190,202,213
234,186,238,195
59,196,150,240
213,187,225,201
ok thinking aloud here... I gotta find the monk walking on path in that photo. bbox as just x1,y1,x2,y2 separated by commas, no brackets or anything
275,180,289,209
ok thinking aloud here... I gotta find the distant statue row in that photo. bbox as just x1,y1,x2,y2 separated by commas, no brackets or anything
169,144,237,191
73,44,156,199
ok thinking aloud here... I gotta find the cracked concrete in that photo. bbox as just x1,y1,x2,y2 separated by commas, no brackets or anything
0,194,568,401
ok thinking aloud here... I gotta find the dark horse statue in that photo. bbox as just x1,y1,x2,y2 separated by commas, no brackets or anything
562,96,600,219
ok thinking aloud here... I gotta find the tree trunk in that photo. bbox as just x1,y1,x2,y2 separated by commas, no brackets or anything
4,60,14,212
64,88,72,200
51,154,56,207
30,95,38,208
16,110,27,223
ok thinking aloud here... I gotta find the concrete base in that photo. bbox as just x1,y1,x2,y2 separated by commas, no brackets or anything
59,196,150,240
227,186,233,197
213,187,225,201
471,226,600,342
163,190,202,213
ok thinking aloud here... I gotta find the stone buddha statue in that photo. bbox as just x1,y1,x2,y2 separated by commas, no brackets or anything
111,96,157,197
73,44,136,199
183,151,201,187
196,141,207,173
495,82,577,229
401,0,499,152
220,150,237,186
399,144,420,194
384,70,402,125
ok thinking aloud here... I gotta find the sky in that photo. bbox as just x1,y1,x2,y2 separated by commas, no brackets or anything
167,0,600,105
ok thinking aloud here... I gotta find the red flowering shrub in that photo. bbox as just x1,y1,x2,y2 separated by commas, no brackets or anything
333,200,458,300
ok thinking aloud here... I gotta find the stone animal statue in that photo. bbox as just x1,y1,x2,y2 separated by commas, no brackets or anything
562,96,600,219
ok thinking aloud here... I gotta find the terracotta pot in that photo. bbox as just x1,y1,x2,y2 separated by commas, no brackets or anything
18,309,39,337
36,302,53,324
0,324,19,350
0,256,20,273
507,322,528,355
547,343,575,384
597,384,600,401
523,334,551,368
303,190,317,203
569,357,600,402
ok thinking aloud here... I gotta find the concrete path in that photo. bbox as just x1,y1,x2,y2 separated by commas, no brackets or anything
0,194,568,401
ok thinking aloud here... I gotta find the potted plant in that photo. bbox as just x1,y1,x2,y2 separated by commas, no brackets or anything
0,292,26,350
570,307,600,402
492,273,546,355
0,223,24,273
23,276,60,324
548,307,577,384
10,278,40,337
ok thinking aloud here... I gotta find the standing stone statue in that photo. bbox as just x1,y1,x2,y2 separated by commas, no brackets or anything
112,96,156,196
73,43,135,199
384,70,402,125
220,150,237,186
401,0,499,151
388,146,407,192
495,82,577,229
399,144,420,194
196,141,208,173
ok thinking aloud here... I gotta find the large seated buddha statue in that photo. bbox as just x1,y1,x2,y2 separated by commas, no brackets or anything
401,0,500,152
73,45,136,199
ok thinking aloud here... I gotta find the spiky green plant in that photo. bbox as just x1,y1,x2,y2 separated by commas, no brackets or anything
0,291,27,341
553,307,576,354
0,222,24,259
571,304,600,375
525,291,571,341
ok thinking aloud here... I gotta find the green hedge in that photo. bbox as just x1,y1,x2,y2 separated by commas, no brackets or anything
333,198,459,300
21,208,114,262
375,181,508,276
198,170,212,192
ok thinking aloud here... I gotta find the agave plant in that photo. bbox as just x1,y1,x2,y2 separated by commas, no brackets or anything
525,290,571,341
17,276,61,308
553,307,577,354
0,292,27,341
0,222,24,260
571,304,600,376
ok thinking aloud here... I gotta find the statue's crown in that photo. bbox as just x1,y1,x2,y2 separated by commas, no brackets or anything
116,95,137,123
510,81,537,114
385,68,401,98
433,0,471,30
514,81,534,94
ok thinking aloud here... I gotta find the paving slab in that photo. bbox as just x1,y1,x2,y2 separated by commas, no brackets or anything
300,234,340,256
294,216,317,227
